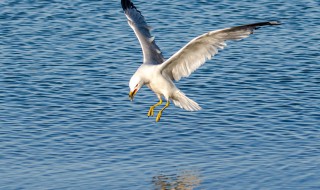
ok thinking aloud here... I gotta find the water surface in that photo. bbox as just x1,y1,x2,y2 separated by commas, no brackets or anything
1,0,319,189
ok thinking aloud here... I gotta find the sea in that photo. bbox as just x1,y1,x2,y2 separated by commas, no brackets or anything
1,0,319,189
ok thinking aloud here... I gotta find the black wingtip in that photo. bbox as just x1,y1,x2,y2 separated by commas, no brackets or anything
253,21,281,27
121,0,136,11
245,21,281,30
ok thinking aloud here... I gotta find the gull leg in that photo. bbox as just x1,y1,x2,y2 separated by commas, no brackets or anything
156,101,170,122
148,98,163,117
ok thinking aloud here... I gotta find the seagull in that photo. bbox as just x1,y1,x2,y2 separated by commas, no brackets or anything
121,0,280,122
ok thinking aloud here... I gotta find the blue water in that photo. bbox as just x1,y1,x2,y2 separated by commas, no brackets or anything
1,0,319,189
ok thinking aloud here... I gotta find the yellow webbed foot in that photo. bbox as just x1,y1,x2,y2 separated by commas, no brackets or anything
148,106,154,117
155,101,170,122
156,111,162,122
147,99,163,117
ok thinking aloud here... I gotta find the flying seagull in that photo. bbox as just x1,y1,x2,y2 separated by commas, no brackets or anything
121,0,280,122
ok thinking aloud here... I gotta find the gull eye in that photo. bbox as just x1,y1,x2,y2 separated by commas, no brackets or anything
135,84,138,88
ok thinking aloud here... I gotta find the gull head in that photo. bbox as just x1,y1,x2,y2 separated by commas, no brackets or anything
129,74,144,101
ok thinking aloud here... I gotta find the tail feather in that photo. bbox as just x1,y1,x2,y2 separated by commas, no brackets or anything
172,91,202,111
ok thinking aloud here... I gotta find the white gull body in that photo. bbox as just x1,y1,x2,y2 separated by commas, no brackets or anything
122,0,280,122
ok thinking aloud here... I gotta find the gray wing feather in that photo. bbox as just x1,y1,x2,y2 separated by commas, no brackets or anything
161,21,280,81
121,0,165,65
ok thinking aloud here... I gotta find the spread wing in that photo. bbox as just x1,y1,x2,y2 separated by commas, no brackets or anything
160,21,281,81
121,0,165,65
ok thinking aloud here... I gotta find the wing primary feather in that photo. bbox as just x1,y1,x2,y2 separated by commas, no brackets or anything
160,21,281,81
121,0,140,14
121,0,165,65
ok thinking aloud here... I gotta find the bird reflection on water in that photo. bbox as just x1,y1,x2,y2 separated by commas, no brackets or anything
152,171,201,190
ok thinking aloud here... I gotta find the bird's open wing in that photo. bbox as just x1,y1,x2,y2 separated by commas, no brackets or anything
160,21,280,81
121,0,165,65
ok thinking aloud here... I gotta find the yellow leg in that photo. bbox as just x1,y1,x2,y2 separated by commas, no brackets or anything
147,99,163,117
156,101,170,122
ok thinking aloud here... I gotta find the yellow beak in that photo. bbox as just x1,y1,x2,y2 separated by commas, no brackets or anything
129,89,137,101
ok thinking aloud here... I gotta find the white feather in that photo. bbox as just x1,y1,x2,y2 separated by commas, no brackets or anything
159,24,274,81
123,6,165,64
172,91,202,111
123,0,280,112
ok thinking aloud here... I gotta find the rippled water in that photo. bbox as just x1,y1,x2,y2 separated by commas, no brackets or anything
1,0,319,189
